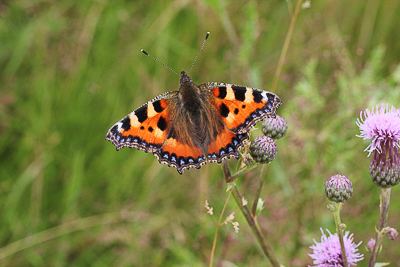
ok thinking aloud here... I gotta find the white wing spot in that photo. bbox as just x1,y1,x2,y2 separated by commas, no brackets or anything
116,122,123,131
261,91,268,100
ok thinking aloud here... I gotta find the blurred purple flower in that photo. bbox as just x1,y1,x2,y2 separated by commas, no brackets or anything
384,227,398,240
309,228,363,267
357,104,400,155
357,104,400,187
366,238,375,252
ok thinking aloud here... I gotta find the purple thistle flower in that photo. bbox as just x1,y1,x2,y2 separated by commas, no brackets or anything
356,104,400,187
356,104,400,155
309,228,363,267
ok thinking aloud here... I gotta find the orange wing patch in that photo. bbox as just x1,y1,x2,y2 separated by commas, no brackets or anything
207,129,249,163
153,130,248,174
206,84,282,134
154,137,206,174
106,97,171,152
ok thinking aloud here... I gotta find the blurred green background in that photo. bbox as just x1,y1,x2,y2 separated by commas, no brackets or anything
1,0,400,266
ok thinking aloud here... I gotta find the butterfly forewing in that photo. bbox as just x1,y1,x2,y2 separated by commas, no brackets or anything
106,91,178,152
203,82,282,134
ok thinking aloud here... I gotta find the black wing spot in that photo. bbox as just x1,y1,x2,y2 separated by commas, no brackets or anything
135,105,148,123
140,126,145,130
219,103,230,118
157,116,167,131
217,86,227,99
234,108,239,115
148,126,154,132
121,116,131,131
232,86,246,101
242,104,246,109
253,90,263,103
152,100,164,113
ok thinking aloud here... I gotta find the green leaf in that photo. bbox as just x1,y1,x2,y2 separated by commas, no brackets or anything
255,198,265,217
374,263,391,267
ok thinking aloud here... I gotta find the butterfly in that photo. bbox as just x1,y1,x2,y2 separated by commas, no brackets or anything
106,34,282,174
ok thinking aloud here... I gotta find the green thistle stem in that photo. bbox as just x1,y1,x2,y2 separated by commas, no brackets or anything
222,160,281,267
226,162,258,182
331,202,348,267
252,165,266,217
368,188,391,267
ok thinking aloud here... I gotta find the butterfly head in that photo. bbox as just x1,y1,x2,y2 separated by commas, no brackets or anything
180,71,193,86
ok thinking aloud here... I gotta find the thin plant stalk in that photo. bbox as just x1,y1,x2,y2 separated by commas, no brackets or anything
209,192,231,267
227,162,258,182
331,202,348,267
252,165,266,217
271,0,303,93
222,160,281,267
0,212,129,260
368,188,391,267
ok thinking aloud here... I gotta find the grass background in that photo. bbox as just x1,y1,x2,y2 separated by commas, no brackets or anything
1,0,400,266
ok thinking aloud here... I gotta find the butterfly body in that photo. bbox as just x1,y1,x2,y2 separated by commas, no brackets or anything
106,71,281,174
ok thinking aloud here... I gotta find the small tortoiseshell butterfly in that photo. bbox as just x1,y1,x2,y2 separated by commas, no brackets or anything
106,33,282,174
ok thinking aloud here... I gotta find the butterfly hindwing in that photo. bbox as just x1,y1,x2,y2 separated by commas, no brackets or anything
207,129,249,163
153,137,207,174
203,83,282,134
152,129,249,174
106,91,177,152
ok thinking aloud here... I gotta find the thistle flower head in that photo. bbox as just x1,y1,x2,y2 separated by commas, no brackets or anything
324,174,353,203
262,115,288,139
357,104,400,155
309,228,363,266
357,104,400,187
249,136,277,164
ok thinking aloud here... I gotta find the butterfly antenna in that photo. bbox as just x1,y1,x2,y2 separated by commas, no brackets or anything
141,49,179,77
188,32,210,75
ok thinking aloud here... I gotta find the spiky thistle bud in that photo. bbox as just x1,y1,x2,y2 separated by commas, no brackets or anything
262,115,288,139
324,174,353,203
369,150,400,188
249,136,277,164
